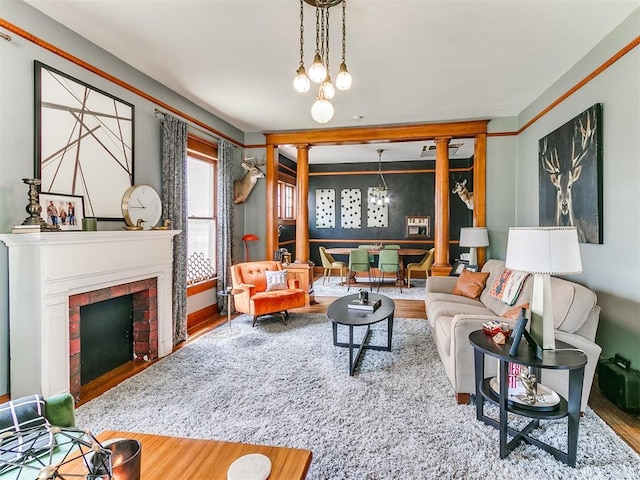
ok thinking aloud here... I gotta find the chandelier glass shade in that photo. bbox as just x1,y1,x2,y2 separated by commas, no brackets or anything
370,149,390,205
294,0,351,123
311,91,334,123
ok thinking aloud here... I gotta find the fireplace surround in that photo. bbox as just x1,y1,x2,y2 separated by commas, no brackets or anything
0,230,179,399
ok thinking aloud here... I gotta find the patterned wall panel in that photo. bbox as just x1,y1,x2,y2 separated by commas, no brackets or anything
341,188,361,228
367,187,388,227
315,189,335,228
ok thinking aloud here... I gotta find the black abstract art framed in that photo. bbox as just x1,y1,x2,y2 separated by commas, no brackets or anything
538,103,603,244
35,61,134,220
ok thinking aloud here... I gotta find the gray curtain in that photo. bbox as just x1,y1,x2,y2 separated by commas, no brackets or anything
161,114,188,344
217,139,235,313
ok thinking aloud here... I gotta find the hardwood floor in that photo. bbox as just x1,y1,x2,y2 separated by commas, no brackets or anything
75,296,639,455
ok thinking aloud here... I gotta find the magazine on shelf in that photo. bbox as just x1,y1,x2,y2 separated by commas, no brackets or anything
347,298,381,312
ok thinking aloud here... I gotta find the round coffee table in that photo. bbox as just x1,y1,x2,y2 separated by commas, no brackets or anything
327,293,395,375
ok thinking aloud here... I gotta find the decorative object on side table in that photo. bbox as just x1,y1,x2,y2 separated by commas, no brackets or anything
0,425,114,479
15,178,58,232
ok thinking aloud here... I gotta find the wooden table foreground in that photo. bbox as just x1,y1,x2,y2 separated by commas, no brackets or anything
69,430,313,479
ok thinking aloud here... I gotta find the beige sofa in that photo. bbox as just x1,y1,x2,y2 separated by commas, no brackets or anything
425,259,601,412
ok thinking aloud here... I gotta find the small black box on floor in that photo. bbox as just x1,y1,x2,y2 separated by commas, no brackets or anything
598,354,640,413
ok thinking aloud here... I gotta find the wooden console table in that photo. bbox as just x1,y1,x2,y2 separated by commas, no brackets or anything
66,430,312,479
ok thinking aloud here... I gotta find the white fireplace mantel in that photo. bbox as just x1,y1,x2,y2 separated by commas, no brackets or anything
0,230,180,398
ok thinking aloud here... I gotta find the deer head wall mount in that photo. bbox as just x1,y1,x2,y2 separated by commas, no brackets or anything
233,157,266,204
452,178,474,210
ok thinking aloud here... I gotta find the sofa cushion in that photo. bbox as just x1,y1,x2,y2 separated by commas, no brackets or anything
427,300,495,327
489,269,529,306
501,303,530,320
452,270,490,300
265,269,288,291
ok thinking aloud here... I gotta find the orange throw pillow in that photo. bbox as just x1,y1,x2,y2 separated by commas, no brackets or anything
502,303,530,319
452,270,490,300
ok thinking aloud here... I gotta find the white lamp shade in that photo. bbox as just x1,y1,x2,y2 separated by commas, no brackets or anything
505,227,582,275
459,227,489,247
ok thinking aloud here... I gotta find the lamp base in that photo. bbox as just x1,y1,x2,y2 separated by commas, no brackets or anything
530,273,556,350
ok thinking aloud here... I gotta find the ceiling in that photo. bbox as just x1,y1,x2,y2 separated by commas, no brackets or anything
23,0,639,163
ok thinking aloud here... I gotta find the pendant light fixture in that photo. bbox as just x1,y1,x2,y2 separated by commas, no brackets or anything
293,0,352,123
370,149,390,205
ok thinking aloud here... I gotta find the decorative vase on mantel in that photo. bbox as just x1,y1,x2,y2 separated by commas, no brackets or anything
19,178,59,232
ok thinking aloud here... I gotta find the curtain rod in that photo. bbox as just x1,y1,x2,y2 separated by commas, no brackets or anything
154,108,241,147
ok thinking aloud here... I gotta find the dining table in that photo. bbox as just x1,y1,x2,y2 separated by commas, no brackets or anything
325,247,428,287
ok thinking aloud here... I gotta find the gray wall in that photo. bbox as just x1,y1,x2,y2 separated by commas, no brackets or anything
515,10,640,368
0,0,245,395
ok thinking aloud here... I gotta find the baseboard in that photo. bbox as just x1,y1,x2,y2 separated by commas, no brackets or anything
187,304,219,330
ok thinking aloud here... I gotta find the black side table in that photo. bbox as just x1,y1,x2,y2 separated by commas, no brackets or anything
468,330,587,467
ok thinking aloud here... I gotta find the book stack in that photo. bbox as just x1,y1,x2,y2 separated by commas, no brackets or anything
11,225,41,234
347,298,381,313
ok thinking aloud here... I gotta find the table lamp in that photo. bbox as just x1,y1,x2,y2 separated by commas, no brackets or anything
459,227,489,266
505,227,582,354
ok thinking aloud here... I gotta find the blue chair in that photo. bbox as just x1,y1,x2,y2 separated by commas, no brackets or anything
377,248,401,293
348,249,372,291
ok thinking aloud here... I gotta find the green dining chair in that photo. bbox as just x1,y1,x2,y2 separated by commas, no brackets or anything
377,248,401,293
358,244,375,265
348,249,372,291
384,245,401,249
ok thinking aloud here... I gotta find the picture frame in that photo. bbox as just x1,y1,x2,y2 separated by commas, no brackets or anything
35,61,135,220
405,216,431,238
509,308,529,356
538,103,603,244
450,259,469,276
39,192,85,231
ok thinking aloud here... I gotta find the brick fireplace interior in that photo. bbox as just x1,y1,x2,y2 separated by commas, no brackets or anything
68,278,158,401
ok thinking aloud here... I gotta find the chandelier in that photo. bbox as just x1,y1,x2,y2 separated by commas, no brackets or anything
293,0,352,124
370,149,390,205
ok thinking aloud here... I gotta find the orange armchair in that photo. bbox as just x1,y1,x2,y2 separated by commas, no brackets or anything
231,261,306,326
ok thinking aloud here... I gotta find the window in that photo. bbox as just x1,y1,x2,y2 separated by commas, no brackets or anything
187,136,217,279
277,175,296,221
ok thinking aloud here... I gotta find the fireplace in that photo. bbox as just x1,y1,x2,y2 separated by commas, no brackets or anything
0,230,179,399
69,278,158,400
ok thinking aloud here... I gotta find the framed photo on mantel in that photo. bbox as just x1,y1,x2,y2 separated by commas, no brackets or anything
39,192,85,231
34,61,135,220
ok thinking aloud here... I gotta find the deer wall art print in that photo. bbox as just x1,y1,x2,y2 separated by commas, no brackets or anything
538,104,603,244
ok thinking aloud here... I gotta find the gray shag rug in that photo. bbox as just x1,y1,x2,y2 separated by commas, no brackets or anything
313,276,426,300
76,314,640,479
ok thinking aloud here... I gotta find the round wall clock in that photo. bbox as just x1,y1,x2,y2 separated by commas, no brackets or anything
121,184,162,228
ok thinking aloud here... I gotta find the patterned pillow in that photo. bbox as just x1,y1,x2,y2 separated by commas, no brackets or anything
489,269,529,306
0,395,54,473
265,270,288,291
489,269,513,300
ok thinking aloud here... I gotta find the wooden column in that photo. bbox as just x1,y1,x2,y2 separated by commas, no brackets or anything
295,144,310,263
432,136,452,276
265,145,278,260
473,133,488,266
